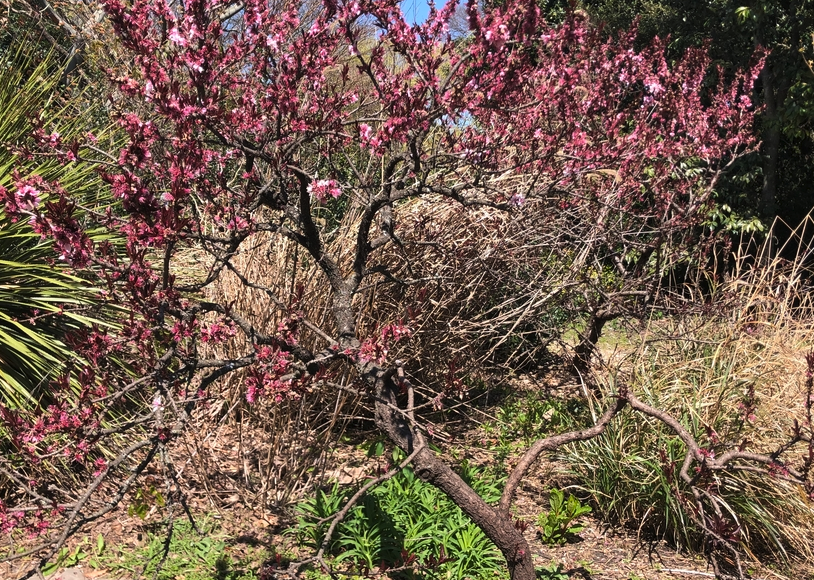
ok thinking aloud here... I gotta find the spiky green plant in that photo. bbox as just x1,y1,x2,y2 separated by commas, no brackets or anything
0,42,117,407
562,324,814,564
291,451,507,579
0,223,108,407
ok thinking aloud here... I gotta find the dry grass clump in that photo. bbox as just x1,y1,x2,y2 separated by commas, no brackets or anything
188,213,364,507
363,195,578,398
564,215,814,566
173,377,363,508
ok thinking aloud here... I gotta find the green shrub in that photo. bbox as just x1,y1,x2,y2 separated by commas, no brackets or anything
563,404,699,549
484,392,588,463
536,488,592,546
496,394,587,444
291,449,507,579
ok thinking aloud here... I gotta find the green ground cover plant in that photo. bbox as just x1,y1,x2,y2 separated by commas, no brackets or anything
536,489,592,546
534,563,569,580
483,392,589,463
101,518,267,580
291,449,507,579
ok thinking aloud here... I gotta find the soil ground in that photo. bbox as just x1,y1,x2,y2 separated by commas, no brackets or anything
2,369,811,580
5,484,804,580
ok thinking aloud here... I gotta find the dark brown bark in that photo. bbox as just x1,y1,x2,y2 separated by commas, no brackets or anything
573,311,609,373
760,63,780,218
755,0,801,219
368,365,536,580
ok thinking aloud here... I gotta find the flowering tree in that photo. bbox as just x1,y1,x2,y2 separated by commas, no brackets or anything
2,1,813,579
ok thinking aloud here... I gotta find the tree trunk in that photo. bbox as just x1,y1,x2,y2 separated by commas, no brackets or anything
573,311,608,374
754,0,800,220
760,61,780,218
369,367,537,580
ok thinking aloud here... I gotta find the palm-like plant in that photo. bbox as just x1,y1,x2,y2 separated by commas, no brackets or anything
0,223,104,407
0,41,115,408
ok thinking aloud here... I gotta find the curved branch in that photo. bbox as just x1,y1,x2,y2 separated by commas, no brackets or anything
498,396,627,515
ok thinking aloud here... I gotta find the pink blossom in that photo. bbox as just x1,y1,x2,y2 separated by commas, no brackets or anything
359,123,382,150
168,27,187,46
93,457,107,477
307,179,342,202
246,382,259,404
200,320,237,343
15,184,41,212
359,323,412,364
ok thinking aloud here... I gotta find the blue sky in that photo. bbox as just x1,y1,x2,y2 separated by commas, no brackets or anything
401,0,432,24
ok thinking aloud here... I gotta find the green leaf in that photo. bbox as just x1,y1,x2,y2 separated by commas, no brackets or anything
0,40,123,409
367,440,384,457
734,6,751,23
40,561,59,576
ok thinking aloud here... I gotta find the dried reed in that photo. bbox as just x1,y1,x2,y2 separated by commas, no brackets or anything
564,214,814,565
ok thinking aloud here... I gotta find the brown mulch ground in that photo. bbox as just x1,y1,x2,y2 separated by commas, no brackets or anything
1,489,807,580
2,370,812,580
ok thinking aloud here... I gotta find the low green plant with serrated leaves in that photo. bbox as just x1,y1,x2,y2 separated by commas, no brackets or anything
536,488,592,546
291,448,507,579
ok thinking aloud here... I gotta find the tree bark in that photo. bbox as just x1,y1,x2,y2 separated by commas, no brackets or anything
760,62,780,218
368,366,537,580
754,0,800,220
573,311,609,374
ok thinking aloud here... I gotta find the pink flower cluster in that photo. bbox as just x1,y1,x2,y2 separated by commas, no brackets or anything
245,346,294,403
358,323,412,364
1,175,45,216
200,320,237,343
0,502,58,538
359,123,382,151
307,179,342,203
1,176,93,267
